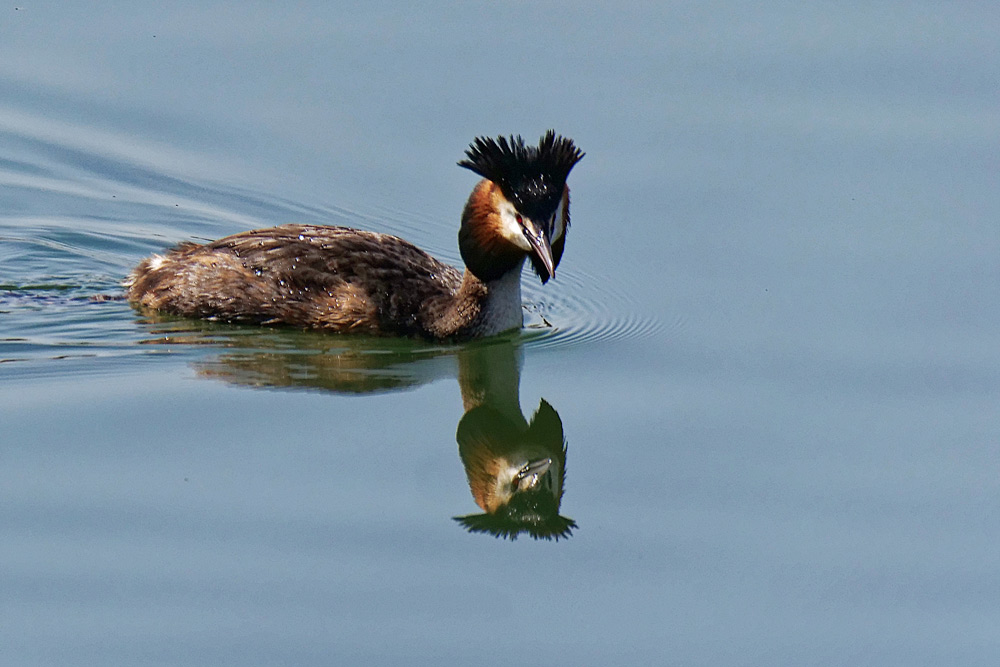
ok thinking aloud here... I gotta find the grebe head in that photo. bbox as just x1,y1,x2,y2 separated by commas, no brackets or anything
457,130,584,284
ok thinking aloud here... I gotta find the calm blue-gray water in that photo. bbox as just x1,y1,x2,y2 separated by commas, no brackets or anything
3,3,999,665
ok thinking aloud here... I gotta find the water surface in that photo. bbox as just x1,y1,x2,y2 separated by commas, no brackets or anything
3,3,1000,665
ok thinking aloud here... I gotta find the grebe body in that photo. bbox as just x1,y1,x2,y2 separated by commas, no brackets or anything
126,131,583,340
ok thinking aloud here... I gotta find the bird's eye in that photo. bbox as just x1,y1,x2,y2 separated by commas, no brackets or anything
515,213,523,225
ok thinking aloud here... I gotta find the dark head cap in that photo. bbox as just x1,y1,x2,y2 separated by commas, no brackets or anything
458,130,584,221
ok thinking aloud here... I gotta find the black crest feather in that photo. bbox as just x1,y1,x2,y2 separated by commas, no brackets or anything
458,130,584,220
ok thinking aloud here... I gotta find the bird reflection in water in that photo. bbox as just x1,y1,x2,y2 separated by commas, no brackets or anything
137,316,576,540
453,340,575,540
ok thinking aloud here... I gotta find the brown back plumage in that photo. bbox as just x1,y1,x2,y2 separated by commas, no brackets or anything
127,224,467,337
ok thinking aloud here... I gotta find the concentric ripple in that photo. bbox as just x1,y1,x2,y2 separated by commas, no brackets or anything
519,265,678,351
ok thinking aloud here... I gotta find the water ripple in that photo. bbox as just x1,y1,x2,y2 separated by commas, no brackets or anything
520,266,676,351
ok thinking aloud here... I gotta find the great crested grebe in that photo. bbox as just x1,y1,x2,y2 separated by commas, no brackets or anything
126,131,584,339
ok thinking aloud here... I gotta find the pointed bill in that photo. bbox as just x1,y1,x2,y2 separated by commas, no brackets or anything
521,217,555,282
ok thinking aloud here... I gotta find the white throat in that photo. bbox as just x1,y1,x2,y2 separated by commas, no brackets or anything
478,259,526,336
